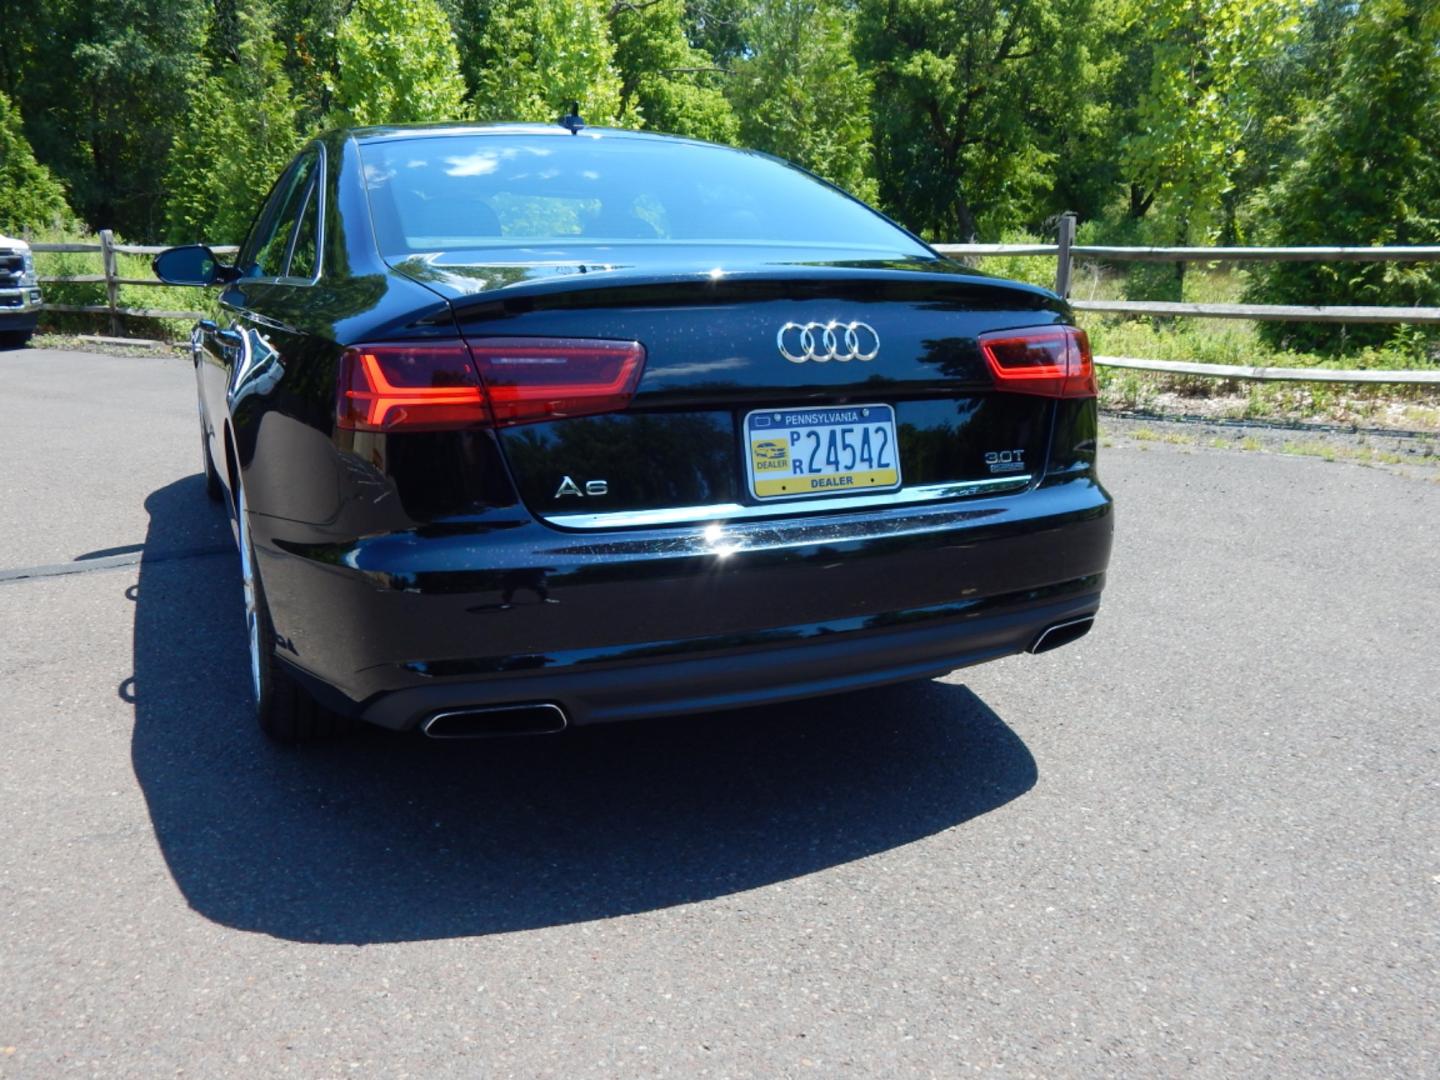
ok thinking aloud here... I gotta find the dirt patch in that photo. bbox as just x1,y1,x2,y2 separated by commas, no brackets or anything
28,333,185,361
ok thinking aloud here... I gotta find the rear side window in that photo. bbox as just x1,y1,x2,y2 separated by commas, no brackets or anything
240,149,322,279
287,171,321,280
359,133,928,259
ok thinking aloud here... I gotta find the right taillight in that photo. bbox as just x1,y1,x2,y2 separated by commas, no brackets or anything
979,325,1095,399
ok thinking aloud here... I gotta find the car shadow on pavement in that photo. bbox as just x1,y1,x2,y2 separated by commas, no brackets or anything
130,475,1038,944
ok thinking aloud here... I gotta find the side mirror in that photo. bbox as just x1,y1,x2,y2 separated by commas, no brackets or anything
152,244,235,286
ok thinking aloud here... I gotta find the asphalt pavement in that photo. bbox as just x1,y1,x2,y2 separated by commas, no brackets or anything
1,347,1436,1078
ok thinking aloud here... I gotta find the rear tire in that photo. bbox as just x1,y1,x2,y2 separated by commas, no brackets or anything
0,330,31,348
237,482,350,742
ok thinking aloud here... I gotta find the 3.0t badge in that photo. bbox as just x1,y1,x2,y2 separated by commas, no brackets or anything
984,449,1026,474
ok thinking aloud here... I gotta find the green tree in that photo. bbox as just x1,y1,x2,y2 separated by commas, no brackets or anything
610,0,737,142
683,0,750,66
0,90,74,234
0,0,40,100
5,0,206,235
1245,0,1440,353
1120,0,1305,247
856,0,1097,241
1226,0,1355,237
328,0,469,127
165,0,302,244
1040,0,1130,227
272,0,348,129
463,0,623,125
725,0,876,200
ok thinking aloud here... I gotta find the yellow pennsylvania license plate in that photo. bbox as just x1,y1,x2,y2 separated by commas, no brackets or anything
744,405,902,500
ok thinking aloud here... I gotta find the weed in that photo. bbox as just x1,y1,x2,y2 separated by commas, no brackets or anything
1282,441,1338,461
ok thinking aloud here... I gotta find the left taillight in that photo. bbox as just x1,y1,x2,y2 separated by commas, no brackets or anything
337,343,488,432
467,337,646,426
336,338,646,432
979,325,1095,399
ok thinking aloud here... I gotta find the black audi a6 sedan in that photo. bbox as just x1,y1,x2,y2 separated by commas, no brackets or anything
154,121,1113,742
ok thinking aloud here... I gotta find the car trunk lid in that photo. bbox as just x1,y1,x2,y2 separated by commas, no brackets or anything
430,253,1068,526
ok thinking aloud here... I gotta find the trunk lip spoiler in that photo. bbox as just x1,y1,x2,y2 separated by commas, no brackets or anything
396,256,1065,314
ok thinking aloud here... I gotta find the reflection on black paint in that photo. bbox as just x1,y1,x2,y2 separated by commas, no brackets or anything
502,412,738,512
896,397,1050,486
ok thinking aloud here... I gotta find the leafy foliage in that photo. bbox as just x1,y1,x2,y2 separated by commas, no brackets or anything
165,0,302,244
1121,0,1304,246
9,0,207,236
1244,0,1440,352
855,0,1097,241
725,0,875,200
683,0,750,65
464,0,623,125
272,0,349,127
328,0,469,127
610,0,737,142
0,90,73,234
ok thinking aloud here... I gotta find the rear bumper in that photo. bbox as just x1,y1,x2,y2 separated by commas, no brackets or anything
339,586,1099,728
254,474,1114,730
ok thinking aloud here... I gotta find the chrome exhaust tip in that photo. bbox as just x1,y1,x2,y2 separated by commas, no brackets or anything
421,703,569,739
1029,616,1095,655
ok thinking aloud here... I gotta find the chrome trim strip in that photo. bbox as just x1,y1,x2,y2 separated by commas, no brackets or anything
545,476,1032,530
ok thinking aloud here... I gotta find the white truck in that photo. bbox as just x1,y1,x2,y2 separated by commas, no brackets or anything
0,234,43,344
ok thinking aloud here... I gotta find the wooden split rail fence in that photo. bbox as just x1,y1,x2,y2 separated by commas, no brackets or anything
936,214,1440,385
32,231,238,334
29,220,1440,385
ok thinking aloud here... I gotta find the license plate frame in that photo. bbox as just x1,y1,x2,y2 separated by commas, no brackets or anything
743,404,903,502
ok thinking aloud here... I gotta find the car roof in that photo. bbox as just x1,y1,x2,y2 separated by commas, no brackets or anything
345,122,726,153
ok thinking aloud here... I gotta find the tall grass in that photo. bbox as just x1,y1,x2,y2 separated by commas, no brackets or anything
31,230,219,340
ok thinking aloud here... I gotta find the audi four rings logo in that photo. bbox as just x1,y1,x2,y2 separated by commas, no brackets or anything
777,320,881,364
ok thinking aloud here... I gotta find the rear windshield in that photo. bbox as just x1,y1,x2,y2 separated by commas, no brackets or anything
358,132,929,259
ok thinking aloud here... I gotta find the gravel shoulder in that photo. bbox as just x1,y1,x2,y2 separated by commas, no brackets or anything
1101,411,1440,482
